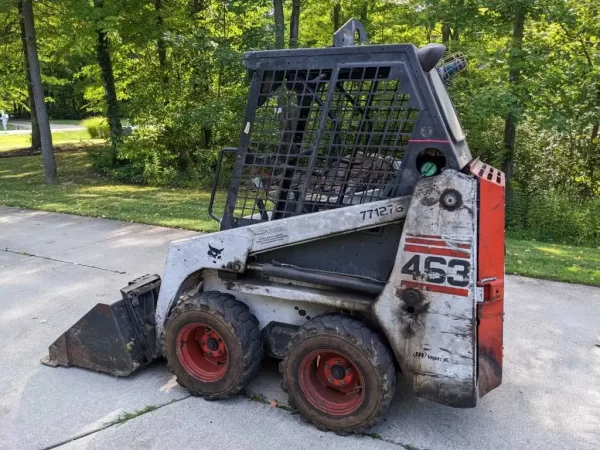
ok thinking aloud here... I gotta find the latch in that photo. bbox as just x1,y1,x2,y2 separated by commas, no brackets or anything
478,277,503,302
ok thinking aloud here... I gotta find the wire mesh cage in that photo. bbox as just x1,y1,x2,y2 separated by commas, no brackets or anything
436,52,468,84
230,62,420,225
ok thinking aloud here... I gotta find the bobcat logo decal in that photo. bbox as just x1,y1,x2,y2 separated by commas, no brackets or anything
207,244,224,263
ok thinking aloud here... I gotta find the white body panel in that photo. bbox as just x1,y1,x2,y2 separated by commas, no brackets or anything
155,196,410,341
203,270,374,330
374,170,478,406
204,270,335,329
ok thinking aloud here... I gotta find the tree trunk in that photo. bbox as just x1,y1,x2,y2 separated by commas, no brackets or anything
587,120,599,196
21,0,56,184
189,0,205,16
18,0,40,151
442,25,460,44
442,24,451,43
502,120,517,182
273,0,284,48
502,6,526,182
155,0,168,90
333,0,341,32
289,0,300,48
203,127,212,148
94,1,122,154
359,2,368,24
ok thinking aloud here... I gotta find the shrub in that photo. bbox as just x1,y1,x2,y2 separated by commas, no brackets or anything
507,190,600,247
81,117,109,139
89,125,222,187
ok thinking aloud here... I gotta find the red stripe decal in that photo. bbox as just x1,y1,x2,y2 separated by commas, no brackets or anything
405,237,471,249
401,280,469,297
404,244,470,258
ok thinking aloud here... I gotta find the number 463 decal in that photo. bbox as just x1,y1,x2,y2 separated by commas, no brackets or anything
401,255,471,287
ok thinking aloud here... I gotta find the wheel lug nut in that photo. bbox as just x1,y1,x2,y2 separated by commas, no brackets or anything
324,365,329,370
341,381,346,387
346,369,351,376
328,378,333,383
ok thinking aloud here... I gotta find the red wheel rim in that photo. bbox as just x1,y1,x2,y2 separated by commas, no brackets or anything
298,349,365,416
176,323,228,382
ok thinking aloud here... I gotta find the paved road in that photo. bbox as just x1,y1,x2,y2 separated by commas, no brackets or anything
1,121,85,135
0,206,598,450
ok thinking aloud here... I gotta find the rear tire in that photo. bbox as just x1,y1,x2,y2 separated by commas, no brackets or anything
165,291,263,400
281,314,396,433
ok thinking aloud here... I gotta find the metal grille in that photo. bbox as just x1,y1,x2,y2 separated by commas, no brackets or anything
234,65,419,222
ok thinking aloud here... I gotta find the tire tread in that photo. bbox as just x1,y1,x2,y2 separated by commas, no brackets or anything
281,313,396,433
165,291,263,400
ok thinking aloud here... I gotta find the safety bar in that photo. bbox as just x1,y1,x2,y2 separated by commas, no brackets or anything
208,147,237,223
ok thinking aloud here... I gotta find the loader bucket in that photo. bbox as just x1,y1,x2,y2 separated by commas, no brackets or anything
41,275,161,377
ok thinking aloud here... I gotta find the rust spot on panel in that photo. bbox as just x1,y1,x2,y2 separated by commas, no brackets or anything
395,286,432,337
96,303,113,318
420,196,439,206
395,287,431,314
478,348,502,396
414,373,477,408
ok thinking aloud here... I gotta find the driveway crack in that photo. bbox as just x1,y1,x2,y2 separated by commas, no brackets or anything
42,396,191,449
1,248,129,275
46,226,152,258
242,389,424,449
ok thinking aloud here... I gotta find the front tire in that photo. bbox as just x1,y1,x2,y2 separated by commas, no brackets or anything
164,291,263,400
281,314,396,433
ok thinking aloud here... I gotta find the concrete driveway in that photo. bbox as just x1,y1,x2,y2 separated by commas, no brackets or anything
0,206,599,450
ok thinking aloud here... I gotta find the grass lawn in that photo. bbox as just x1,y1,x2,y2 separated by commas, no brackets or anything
42,119,127,125
48,119,81,125
0,150,222,231
0,130,103,152
506,238,600,286
0,150,598,286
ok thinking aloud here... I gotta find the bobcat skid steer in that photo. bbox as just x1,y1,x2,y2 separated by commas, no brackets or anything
42,19,505,433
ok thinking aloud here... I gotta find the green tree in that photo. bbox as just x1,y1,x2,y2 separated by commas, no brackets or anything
502,1,531,182
18,0,40,150
274,0,285,48
21,0,56,184
93,0,122,152
289,0,300,48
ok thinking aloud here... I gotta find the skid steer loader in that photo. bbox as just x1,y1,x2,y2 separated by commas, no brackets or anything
42,19,505,433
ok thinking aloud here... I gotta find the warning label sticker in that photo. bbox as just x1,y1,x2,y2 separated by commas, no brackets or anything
254,226,289,247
